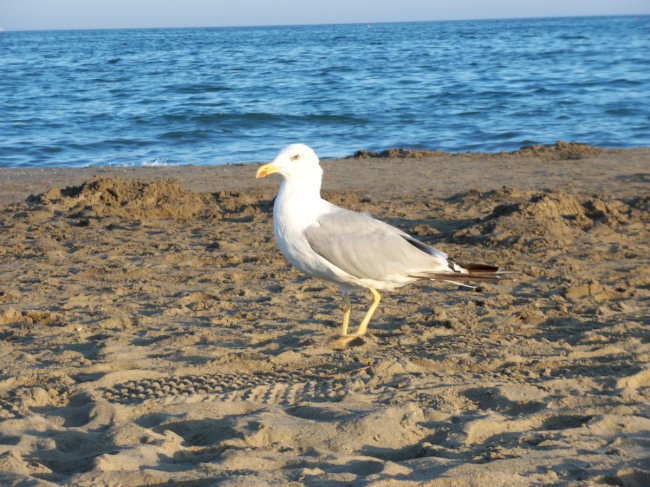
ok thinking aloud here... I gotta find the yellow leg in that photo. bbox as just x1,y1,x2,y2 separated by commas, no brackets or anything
329,288,382,348
340,294,351,336
356,288,381,336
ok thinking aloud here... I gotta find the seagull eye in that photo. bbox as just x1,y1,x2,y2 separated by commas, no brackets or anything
291,154,300,161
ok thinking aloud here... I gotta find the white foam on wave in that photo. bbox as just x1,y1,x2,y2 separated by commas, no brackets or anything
109,158,176,167
141,158,171,167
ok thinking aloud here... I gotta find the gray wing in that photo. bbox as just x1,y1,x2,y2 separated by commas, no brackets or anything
304,208,452,280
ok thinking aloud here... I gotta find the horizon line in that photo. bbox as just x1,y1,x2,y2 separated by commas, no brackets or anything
2,12,648,33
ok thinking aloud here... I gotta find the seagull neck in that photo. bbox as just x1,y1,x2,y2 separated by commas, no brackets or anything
279,171,323,203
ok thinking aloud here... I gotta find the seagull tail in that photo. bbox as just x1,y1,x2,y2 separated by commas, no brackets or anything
408,262,515,284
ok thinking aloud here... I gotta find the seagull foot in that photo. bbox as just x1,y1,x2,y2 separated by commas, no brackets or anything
327,334,366,349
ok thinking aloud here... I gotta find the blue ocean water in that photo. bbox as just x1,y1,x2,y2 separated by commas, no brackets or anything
1,16,649,168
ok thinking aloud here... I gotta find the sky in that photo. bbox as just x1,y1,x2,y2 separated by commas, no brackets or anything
1,0,649,31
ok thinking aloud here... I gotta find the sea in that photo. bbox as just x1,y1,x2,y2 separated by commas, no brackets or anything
1,15,649,168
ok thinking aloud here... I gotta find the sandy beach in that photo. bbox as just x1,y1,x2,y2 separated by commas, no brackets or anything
0,143,649,486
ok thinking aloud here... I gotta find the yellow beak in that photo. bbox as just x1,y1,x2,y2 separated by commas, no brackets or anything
256,162,280,179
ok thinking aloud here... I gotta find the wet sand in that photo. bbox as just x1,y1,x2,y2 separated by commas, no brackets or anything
1,144,649,485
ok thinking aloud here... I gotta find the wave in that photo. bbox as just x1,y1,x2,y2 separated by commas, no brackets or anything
157,112,369,126
165,83,232,94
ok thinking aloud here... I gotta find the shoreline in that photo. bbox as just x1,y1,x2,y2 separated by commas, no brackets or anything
2,145,649,205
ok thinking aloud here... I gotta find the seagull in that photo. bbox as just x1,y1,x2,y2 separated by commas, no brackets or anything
256,144,509,347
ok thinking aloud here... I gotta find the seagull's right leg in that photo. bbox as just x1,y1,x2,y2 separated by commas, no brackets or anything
328,295,356,348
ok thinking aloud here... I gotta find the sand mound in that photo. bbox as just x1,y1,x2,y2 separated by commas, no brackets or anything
29,177,212,221
454,190,632,247
514,140,608,160
212,189,273,220
352,141,614,161
353,148,446,159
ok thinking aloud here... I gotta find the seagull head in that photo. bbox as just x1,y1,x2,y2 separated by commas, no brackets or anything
256,144,322,180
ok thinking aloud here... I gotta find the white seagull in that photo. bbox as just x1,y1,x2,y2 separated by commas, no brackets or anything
256,144,509,347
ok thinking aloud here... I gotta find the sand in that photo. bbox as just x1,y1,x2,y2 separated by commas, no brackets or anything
0,143,648,486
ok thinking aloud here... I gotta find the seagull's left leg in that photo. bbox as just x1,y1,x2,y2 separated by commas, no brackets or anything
340,294,351,336
355,288,381,336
